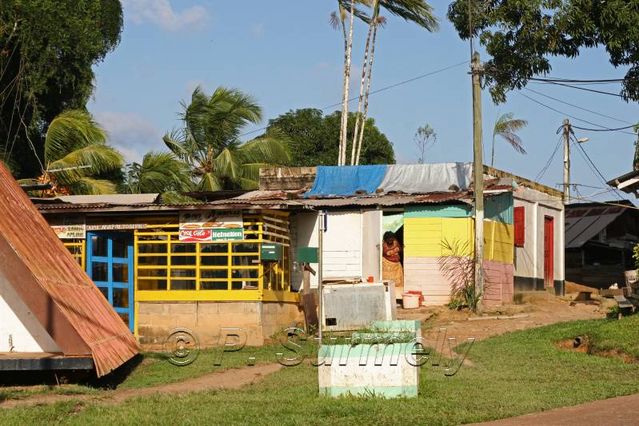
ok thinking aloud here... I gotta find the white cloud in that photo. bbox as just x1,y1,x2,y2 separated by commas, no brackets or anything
95,111,164,163
123,0,209,32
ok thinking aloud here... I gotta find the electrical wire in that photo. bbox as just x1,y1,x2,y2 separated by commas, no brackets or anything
534,135,562,182
239,60,470,137
530,79,625,98
519,92,636,136
572,124,636,132
523,87,633,125
573,139,626,201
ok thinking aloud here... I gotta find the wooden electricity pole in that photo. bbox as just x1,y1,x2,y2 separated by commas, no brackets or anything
562,119,571,204
471,51,484,311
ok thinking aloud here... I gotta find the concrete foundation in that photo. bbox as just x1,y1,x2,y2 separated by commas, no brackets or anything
318,320,421,398
137,301,302,349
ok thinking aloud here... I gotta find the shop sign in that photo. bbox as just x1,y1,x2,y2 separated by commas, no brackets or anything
52,221,86,239
179,211,244,242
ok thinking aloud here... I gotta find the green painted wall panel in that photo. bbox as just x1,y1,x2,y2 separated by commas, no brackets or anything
404,204,471,218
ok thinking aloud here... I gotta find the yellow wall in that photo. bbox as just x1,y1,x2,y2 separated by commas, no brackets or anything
404,217,513,263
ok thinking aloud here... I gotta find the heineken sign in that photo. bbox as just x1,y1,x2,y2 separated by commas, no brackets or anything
179,211,244,242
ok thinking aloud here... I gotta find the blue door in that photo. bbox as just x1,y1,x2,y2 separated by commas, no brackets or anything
87,232,134,331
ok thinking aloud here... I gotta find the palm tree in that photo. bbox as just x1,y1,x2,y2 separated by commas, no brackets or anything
491,113,528,167
123,151,193,194
350,0,439,165
22,110,123,195
332,1,356,166
163,86,290,191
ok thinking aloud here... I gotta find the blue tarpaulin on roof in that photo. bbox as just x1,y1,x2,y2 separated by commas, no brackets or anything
305,165,388,197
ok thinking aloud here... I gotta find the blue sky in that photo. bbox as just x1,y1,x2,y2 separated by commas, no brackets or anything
90,1,639,202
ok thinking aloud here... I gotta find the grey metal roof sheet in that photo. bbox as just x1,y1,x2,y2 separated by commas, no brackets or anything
565,205,626,248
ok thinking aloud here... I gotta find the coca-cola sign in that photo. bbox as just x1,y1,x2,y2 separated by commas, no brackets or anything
179,229,213,242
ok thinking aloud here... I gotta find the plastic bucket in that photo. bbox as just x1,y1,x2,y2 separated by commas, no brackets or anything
402,293,420,309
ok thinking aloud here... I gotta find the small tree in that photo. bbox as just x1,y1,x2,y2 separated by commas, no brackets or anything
414,124,436,164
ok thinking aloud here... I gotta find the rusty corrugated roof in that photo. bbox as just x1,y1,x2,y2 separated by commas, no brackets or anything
0,164,138,377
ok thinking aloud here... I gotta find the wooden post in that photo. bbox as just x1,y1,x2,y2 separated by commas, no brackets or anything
563,119,571,204
471,52,484,312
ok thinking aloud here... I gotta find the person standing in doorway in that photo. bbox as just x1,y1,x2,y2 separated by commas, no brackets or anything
382,231,404,298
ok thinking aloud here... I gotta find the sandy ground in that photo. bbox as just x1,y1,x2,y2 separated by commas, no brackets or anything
0,291,614,410
0,363,282,409
398,291,610,344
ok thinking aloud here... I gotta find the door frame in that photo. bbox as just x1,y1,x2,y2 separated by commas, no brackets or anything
543,216,554,288
86,231,135,331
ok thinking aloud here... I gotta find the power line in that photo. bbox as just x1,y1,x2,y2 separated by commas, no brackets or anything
519,92,636,136
530,79,625,98
573,139,626,201
523,87,633,125
532,77,625,84
572,124,636,132
534,135,562,182
239,60,469,137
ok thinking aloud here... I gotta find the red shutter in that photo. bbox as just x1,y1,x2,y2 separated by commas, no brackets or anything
514,206,525,247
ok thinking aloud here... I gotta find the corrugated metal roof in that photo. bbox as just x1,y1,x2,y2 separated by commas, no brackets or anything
565,205,626,248
0,164,139,376
56,193,159,205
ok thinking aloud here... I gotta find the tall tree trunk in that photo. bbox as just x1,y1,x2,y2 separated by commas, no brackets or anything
355,20,379,165
338,1,355,166
350,19,375,165
491,135,496,167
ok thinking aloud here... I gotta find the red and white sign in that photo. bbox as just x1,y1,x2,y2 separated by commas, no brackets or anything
179,229,213,242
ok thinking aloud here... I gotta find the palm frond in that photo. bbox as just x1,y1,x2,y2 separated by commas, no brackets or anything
237,137,291,165
68,177,118,195
160,191,201,205
213,147,241,180
45,110,106,163
496,131,527,154
132,152,193,193
378,0,439,31
198,172,224,191
493,113,528,156
329,11,342,29
49,144,123,184
237,177,259,190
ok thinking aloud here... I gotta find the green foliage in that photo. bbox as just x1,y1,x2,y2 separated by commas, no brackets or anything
338,0,439,31
438,239,482,312
266,108,395,166
491,112,528,167
123,152,193,195
41,109,123,194
5,317,639,424
164,86,290,191
447,0,639,103
0,0,123,178
632,243,639,270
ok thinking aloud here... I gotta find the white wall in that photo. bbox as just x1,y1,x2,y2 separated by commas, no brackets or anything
361,210,382,282
0,271,61,353
291,210,382,288
323,212,363,279
513,187,565,284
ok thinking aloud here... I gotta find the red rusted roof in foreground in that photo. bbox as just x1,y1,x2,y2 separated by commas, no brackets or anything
0,164,138,377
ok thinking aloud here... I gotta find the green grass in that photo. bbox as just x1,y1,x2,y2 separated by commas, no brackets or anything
3,316,639,425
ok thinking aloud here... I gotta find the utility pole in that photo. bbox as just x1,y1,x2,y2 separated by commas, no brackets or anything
471,51,484,311
562,119,571,204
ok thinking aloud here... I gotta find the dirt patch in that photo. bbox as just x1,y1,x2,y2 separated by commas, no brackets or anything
398,292,606,345
555,336,637,364
0,363,282,409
